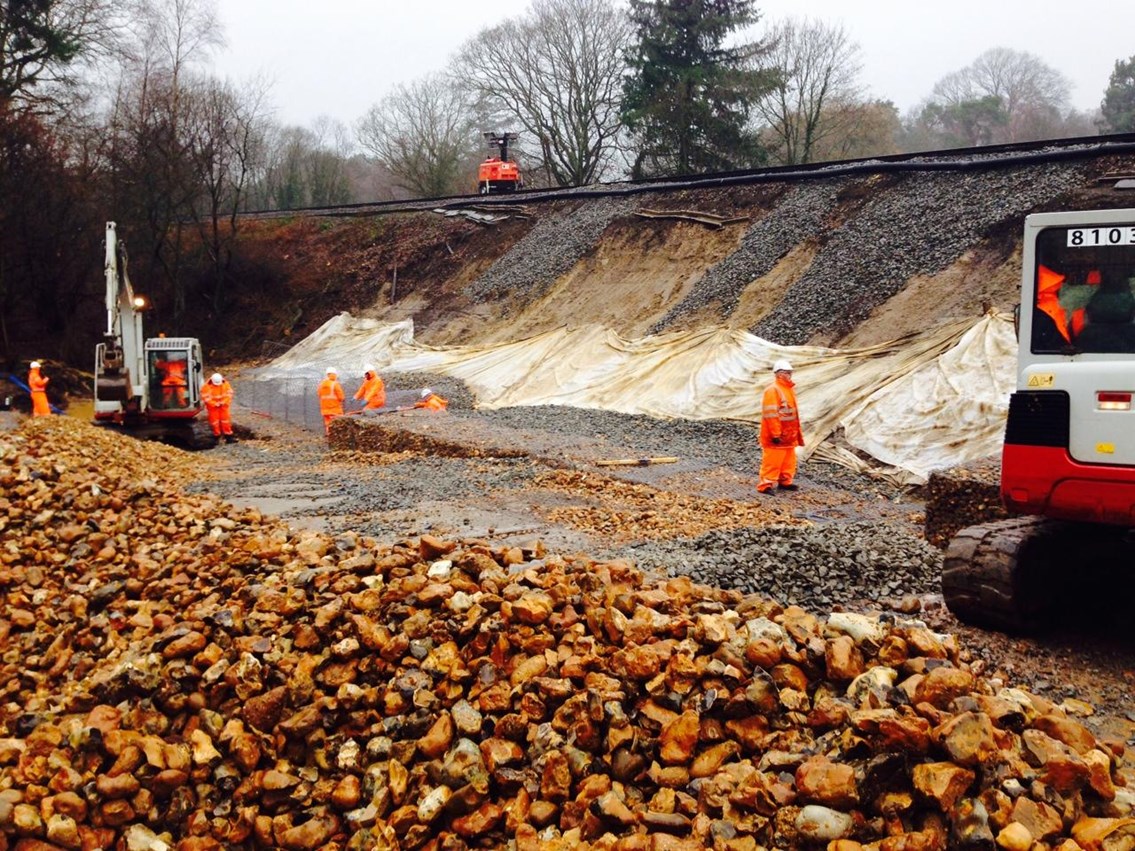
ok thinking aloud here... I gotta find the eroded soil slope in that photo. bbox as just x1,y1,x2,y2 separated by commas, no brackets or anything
224,153,1132,360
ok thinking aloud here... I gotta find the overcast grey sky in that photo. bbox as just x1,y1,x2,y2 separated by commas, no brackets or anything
213,0,1133,129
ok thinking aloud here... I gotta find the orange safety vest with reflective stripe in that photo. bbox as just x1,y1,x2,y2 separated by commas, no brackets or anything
354,373,386,409
201,380,233,408
415,393,448,412
28,368,48,394
29,368,50,416
759,377,803,448
159,359,188,386
318,377,345,415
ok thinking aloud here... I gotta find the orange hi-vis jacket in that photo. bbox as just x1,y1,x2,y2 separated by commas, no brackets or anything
1036,265,1101,342
29,368,50,416
318,377,345,416
1036,265,1071,343
201,380,233,408
354,373,386,409
415,393,448,412
158,358,188,387
759,376,804,448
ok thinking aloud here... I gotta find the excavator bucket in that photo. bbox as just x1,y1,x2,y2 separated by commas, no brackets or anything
95,372,132,403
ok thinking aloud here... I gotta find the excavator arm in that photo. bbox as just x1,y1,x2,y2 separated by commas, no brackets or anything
95,222,147,407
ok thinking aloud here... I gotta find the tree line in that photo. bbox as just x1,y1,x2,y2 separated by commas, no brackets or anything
3,0,1135,366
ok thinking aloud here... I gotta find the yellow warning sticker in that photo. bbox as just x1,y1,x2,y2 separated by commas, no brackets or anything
1027,373,1055,388
1097,443,1116,454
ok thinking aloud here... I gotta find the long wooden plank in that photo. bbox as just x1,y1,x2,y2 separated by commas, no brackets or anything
595,456,680,467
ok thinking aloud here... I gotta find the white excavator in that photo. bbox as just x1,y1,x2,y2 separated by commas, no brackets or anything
93,221,216,448
943,206,1135,630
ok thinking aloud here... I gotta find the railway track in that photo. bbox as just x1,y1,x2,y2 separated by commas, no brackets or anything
239,133,1135,221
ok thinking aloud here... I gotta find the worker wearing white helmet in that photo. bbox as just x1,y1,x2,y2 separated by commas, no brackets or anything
317,367,345,435
28,361,51,417
414,387,448,412
201,372,236,443
757,359,805,495
353,362,386,412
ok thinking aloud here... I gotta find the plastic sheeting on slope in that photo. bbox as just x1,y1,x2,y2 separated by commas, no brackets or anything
838,314,1017,481
253,312,1017,484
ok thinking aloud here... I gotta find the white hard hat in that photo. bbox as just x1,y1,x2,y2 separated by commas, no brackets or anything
326,367,338,376
29,361,41,369
421,388,432,398
210,373,223,385
773,359,794,373
363,363,376,374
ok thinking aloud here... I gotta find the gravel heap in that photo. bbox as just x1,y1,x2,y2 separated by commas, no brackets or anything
754,163,1087,344
463,197,640,303
459,159,1086,346
5,416,1134,851
606,522,944,613
651,181,840,333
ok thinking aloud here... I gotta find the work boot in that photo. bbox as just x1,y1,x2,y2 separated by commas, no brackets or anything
777,483,799,491
224,435,236,444
757,487,775,496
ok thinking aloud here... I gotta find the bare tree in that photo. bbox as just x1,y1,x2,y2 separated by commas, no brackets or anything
307,116,354,204
0,0,129,107
751,17,863,165
456,0,632,186
357,73,481,198
104,0,227,326
183,76,271,310
917,47,1073,144
804,99,901,162
247,121,358,209
129,0,224,88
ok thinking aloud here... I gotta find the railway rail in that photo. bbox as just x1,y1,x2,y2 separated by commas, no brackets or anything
240,133,1135,221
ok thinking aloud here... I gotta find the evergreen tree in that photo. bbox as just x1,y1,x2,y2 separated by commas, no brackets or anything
1100,56,1135,134
621,0,771,178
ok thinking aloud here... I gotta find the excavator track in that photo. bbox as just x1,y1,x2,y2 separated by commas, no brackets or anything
184,419,219,450
943,516,1135,633
94,418,218,451
942,517,1068,633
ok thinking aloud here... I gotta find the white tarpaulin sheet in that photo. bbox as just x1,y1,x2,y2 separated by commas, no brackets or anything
255,312,1018,484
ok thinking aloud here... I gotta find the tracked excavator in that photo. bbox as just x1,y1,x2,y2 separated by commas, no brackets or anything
93,222,216,449
943,207,1135,631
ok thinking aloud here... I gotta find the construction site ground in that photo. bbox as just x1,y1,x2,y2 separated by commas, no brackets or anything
176,403,1135,775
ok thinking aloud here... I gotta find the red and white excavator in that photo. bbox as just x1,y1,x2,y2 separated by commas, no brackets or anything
943,207,1135,630
93,222,216,448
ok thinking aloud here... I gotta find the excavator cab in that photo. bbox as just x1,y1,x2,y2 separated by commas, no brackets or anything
146,338,203,414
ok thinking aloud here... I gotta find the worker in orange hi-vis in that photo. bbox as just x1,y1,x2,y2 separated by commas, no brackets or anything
414,387,448,412
201,372,236,443
156,353,189,407
317,367,345,434
28,361,51,416
757,360,805,495
353,363,386,411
